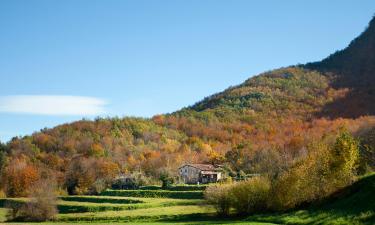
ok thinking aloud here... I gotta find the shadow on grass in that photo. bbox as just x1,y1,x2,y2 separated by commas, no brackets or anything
60,196,143,204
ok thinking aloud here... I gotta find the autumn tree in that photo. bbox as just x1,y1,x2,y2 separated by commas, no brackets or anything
1,158,39,197
358,127,375,173
271,130,360,210
7,179,58,222
65,157,119,195
0,142,7,172
330,129,359,186
225,143,252,173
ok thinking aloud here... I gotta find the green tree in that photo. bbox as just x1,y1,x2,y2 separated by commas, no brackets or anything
225,143,252,172
159,171,174,189
0,142,7,172
331,129,359,186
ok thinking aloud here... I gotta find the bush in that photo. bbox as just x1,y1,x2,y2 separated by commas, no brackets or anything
6,180,57,222
111,173,153,190
112,177,138,190
271,130,360,211
204,183,232,216
206,130,361,215
205,177,271,216
159,171,175,189
230,177,271,215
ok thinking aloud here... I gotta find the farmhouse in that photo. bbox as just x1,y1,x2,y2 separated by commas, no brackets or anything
179,164,222,184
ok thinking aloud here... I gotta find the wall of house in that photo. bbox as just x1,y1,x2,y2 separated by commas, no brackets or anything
217,172,222,180
179,166,200,184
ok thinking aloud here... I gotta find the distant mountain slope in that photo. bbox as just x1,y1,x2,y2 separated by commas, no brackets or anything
186,67,330,118
305,17,375,118
185,17,375,119
307,17,375,88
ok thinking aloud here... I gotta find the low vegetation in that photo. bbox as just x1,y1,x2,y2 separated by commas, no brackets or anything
205,130,362,217
6,180,57,222
0,173,372,224
248,173,375,225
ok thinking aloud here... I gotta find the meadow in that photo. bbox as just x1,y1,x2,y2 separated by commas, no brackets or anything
0,173,373,225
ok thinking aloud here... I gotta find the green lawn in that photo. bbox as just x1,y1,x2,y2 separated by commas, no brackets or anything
100,189,204,199
0,174,373,225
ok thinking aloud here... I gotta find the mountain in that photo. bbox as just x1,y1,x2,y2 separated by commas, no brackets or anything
1,17,375,196
305,16,375,118
189,16,375,118
308,17,375,88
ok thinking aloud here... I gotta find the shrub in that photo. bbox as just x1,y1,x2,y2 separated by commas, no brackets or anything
204,183,232,216
159,171,175,189
91,178,107,194
111,173,155,190
230,177,271,215
206,130,361,215
6,180,58,222
112,177,138,190
271,130,360,211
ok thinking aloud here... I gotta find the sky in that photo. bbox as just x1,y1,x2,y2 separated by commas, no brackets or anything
0,0,374,142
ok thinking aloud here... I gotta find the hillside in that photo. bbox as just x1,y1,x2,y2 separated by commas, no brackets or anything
0,17,374,196
186,16,375,119
305,17,375,118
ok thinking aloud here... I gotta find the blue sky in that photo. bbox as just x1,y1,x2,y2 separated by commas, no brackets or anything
0,0,374,142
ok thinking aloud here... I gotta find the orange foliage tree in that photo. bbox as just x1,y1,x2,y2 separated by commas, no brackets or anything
2,157,39,197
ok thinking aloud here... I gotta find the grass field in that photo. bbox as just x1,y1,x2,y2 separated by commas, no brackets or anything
0,173,373,224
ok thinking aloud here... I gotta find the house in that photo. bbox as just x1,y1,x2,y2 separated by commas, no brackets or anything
179,164,222,184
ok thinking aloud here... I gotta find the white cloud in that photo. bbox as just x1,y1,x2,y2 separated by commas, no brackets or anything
0,95,107,116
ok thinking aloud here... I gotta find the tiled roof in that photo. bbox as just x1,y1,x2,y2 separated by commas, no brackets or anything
181,164,218,171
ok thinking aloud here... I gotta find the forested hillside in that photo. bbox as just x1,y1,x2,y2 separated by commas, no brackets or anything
0,17,374,197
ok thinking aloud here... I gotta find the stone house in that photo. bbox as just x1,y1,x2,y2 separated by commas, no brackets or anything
179,164,222,184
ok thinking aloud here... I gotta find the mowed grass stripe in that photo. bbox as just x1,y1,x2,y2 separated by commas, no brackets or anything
138,185,208,191
58,197,204,214
101,189,204,199
60,196,143,204
58,205,215,222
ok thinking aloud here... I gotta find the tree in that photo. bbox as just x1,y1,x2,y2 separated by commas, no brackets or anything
159,171,174,189
6,179,58,222
2,158,39,197
0,142,7,172
358,127,375,173
65,157,119,195
225,143,252,172
331,129,359,186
